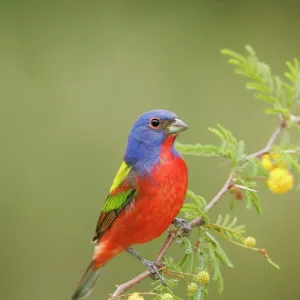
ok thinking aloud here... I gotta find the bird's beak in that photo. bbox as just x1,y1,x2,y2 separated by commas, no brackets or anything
167,118,189,133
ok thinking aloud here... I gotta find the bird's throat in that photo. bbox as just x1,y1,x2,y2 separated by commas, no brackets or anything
160,134,178,160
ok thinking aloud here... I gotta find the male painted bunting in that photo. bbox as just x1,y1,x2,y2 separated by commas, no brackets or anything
71,109,189,299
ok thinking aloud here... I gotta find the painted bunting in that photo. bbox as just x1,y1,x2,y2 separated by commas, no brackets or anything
71,109,189,299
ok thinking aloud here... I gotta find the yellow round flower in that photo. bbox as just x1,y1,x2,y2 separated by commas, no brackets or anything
244,236,256,248
261,153,288,171
267,168,294,194
187,282,198,296
161,293,173,300
196,271,210,285
128,293,144,300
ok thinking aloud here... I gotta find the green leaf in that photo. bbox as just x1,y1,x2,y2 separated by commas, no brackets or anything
286,60,298,77
267,258,280,270
279,131,290,147
223,214,230,227
246,82,270,93
208,127,225,141
206,232,234,268
175,142,222,157
221,45,300,117
235,69,262,81
210,256,224,294
186,190,207,208
181,237,194,273
286,154,300,175
209,214,246,243
220,49,245,61
244,44,256,56
264,107,289,115
254,93,277,103
181,191,209,224
195,286,207,300
236,140,246,161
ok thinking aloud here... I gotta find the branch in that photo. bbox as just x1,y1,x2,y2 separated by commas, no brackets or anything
109,118,294,299
245,120,286,160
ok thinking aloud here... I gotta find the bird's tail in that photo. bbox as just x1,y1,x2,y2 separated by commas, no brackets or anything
71,261,103,300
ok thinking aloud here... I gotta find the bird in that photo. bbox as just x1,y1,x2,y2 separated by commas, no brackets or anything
71,109,189,299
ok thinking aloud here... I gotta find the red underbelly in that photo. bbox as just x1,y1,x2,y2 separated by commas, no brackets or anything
101,157,188,247
110,193,184,245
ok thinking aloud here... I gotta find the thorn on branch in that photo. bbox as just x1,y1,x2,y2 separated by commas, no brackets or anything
234,184,257,193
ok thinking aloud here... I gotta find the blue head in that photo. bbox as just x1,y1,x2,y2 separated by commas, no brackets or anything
124,109,188,175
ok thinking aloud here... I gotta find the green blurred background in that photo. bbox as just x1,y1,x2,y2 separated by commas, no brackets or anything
1,1,300,299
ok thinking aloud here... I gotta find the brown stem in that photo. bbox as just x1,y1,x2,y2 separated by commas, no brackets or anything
240,175,268,181
112,292,161,299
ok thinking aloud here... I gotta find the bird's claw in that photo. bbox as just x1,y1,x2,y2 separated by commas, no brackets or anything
142,259,167,286
173,218,192,237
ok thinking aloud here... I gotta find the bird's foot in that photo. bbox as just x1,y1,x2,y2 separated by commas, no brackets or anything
141,259,167,286
126,248,167,286
172,218,192,237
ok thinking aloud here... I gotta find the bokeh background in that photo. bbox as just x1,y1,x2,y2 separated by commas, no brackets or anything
1,1,300,299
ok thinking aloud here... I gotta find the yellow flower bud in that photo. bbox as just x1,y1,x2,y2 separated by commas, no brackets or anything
244,236,256,248
261,154,273,171
187,282,198,296
261,153,288,171
161,293,173,300
267,168,293,194
196,271,210,285
128,293,144,300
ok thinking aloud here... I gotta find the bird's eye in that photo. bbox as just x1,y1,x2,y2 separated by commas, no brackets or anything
150,118,161,129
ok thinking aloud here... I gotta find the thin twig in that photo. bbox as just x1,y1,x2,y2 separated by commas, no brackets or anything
245,121,285,160
109,118,290,299
111,292,161,299
284,149,300,154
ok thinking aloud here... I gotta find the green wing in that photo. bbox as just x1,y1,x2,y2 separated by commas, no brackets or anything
92,161,137,242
